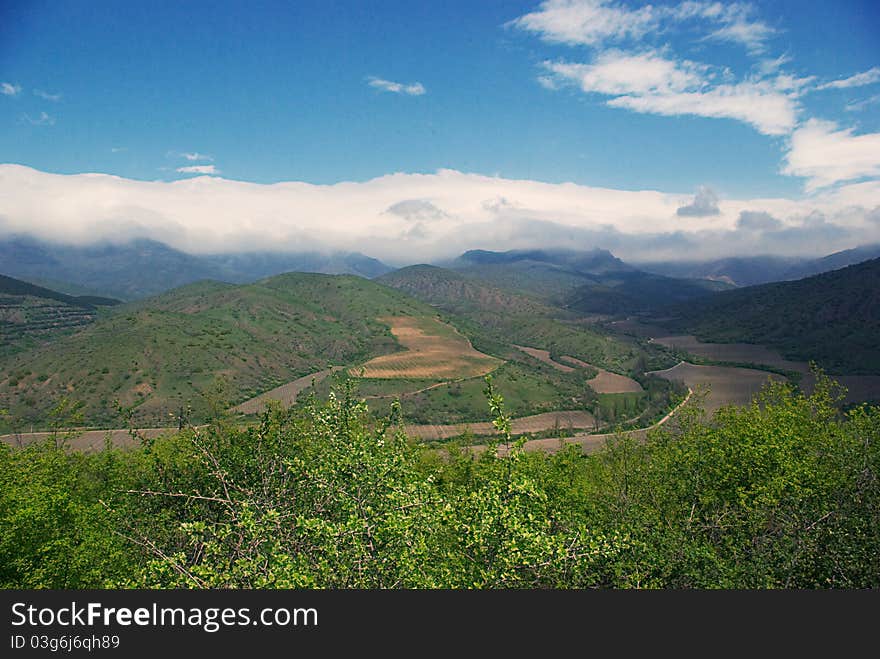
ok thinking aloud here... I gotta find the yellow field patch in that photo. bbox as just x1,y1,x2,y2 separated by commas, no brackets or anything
353,316,502,379
559,355,643,393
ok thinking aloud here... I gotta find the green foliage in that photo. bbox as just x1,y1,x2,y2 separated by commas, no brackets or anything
581,373,880,587
1,373,877,589
0,438,144,588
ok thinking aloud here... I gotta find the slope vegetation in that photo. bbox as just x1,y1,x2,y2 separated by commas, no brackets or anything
662,258,880,373
0,274,121,357
0,273,436,430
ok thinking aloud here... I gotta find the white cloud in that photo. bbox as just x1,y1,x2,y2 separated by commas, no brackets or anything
1,82,22,97
756,54,792,76
168,151,213,161
608,78,799,135
543,50,706,96
367,77,426,96
677,186,720,217
817,67,880,91
33,89,62,102
782,119,880,191
110,147,127,153
525,4,799,137
702,17,775,54
845,94,880,113
509,0,658,47
21,112,55,126
1,164,877,263
385,199,448,222
176,165,219,175
509,1,774,52
541,46,800,135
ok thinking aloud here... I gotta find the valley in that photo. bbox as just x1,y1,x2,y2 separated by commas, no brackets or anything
2,244,878,451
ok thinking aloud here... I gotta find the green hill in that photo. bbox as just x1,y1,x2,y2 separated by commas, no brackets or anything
0,273,121,309
661,258,880,374
564,270,729,315
0,274,122,358
378,264,552,316
0,273,437,430
378,264,654,374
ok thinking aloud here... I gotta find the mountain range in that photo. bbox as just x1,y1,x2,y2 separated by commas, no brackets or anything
637,244,880,287
0,236,392,300
445,247,729,313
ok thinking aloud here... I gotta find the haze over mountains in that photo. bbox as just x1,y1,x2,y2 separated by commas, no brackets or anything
0,235,391,300
2,233,878,307
638,243,880,287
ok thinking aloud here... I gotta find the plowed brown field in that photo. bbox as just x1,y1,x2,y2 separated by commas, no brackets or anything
355,316,502,379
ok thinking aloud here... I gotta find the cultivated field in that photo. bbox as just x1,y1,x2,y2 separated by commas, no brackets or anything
355,316,502,379
652,335,806,372
648,362,784,414
652,335,880,404
0,427,172,452
405,410,596,442
513,345,574,372
231,367,341,414
515,345,643,394
560,355,643,393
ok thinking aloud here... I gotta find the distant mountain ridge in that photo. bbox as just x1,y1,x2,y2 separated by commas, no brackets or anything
454,247,633,274
637,243,880,287
444,247,728,313
0,235,393,300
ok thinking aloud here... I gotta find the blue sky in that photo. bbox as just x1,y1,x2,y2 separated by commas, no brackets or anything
0,1,879,261
1,0,877,195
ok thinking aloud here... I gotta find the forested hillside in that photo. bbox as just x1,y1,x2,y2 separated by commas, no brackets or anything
662,258,880,373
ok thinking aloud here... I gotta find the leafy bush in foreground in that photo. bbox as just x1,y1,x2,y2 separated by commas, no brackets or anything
1,373,877,588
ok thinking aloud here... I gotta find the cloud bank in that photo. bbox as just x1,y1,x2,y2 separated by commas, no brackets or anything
1,164,878,264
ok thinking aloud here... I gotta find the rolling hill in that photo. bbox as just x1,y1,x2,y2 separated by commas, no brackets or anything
659,258,880,374
378,264,551,317
0,274,121,357
378,264,653,374
0,273,438,430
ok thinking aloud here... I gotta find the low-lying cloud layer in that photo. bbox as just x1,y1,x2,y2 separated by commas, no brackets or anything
1,164,878,264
